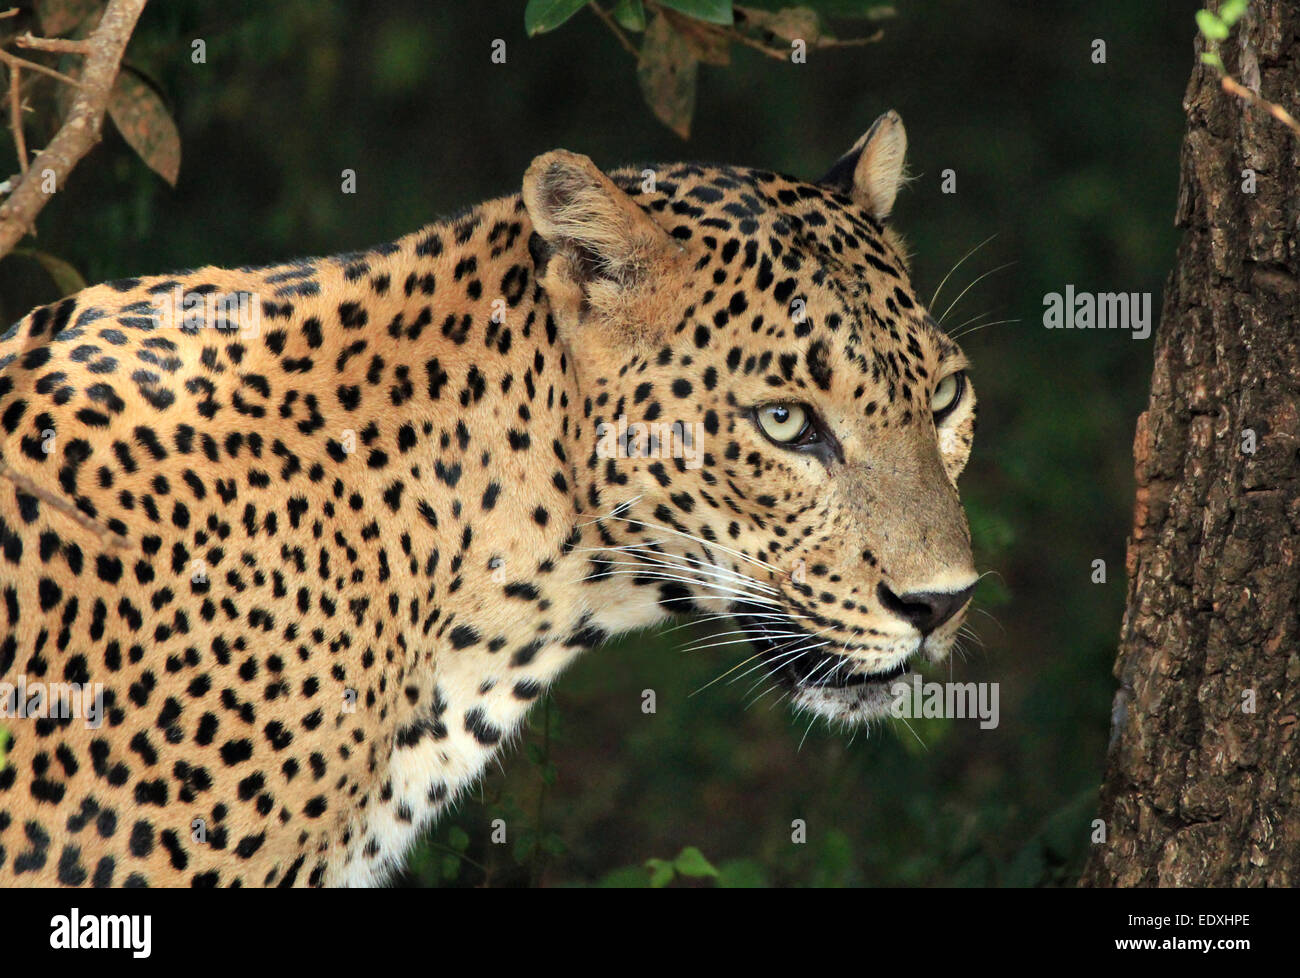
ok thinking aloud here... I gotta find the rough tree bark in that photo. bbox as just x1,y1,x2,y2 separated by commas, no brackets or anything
1082,1,1300,887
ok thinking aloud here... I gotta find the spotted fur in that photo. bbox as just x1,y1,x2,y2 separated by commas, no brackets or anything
0,112,977,887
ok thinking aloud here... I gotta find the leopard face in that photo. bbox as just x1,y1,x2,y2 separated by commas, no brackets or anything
524,111,978,724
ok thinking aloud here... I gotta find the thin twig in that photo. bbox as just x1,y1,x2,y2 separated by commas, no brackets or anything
724,27,789,62
0,460,131,550
660,5,883,64
812,32,885,48
1220,73,1300,137
0,0,148,256
588,3,638,57
15,34,94,55
0,49,82,87
4,59,24,174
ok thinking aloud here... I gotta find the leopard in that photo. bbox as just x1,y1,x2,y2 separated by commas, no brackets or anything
0,111,978,887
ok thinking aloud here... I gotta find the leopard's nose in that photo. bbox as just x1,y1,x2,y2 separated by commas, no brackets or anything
876,581,974,634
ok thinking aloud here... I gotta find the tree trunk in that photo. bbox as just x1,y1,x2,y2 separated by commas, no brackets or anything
1081,1,1300,887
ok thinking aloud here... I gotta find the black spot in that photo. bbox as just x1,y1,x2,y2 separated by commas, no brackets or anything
807,340,833,391
57,845,87,886
463,707,501,745
449,625,480,649
96,555,124,584
129,820,154,857
92,856,115,887
219,739,254,765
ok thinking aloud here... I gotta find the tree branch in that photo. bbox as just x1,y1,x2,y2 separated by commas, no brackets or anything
0,0,149,258
0,48,83,88
15,34,94,55
5,51,24,176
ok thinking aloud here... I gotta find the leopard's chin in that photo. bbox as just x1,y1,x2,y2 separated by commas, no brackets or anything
788,672,908,723
781,652,921,722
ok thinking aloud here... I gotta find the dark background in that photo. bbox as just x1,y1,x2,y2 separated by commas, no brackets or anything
1,0,1197,886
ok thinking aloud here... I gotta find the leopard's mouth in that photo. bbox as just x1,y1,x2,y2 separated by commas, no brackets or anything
731,601,915,692
810,658,909,688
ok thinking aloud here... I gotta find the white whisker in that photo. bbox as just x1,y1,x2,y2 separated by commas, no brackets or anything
937,261,1016,326
929,233,997,311
585,557,779,596
950,317,1020,342
599,514,784,576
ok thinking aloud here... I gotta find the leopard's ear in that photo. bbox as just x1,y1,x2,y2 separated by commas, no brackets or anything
818,111,908,221
523,150,677,304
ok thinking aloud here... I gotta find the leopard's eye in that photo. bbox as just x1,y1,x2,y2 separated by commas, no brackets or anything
932,371,965,421
756,403,810,443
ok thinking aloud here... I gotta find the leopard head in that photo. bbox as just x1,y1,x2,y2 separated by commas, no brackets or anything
524,112,978,725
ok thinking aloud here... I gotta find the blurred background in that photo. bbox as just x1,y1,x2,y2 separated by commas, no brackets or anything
0,0,1196,886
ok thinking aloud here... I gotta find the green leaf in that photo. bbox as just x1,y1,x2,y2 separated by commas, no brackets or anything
1218,0,1247,28
673,845,720,878
525,742,545,765
108,68,181,186
645,857,675,887
448,826,470,851
13,248,88,296
524,0,591,36
1201,51,1225,70
1195,10,1229,41
657,0,734,26
613,0,647,31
